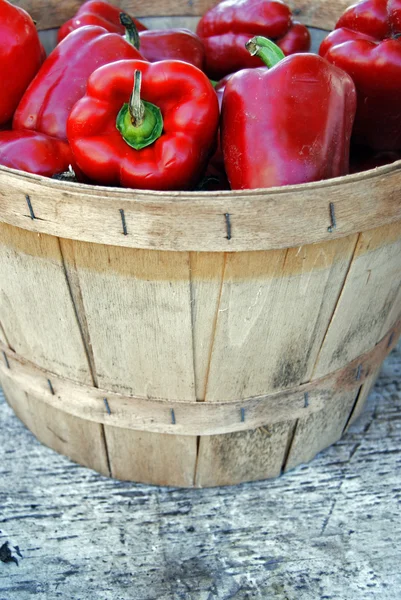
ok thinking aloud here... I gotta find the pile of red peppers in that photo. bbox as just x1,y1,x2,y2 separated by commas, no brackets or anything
0,0,400,191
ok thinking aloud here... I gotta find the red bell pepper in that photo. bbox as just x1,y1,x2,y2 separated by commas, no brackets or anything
67,60,219,190
276,21,311,56
0,0,43,126
57,0,146,43
221,37,357,190
0,131,74,177
138,29,205,70
13,22,144,141
196,0,310,80
319,0,401,151
335,0,400,38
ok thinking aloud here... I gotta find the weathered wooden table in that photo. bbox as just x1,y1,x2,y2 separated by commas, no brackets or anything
0,344,400,599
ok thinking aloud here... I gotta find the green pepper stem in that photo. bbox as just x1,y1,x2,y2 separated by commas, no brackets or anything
245,36,285,68
120,12,140,50
116,69,163,151
129,70,145,127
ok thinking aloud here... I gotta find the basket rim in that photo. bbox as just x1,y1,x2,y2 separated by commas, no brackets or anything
1,158,401,199
1,159,401,252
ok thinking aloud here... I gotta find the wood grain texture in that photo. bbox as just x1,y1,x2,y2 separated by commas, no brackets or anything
0,375,110,475
287,0,351,29
1,346,401,598
0,375,33,431
313,223,401,378
58,239,99,386
195,422,294,487
0,321,8,346
104,427,197,486
0,223,92,383
0,344,325,435
64,241,198,486
345,365,382,430
68,241,196,400
284,388,360,472
1,164,401,252
1,319,398,438
189,252,226,400
381,282,401,335
12,0,351,30
24,393,110,476
204,237,358,401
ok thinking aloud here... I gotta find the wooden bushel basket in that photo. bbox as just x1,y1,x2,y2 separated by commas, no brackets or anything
0,0,400,487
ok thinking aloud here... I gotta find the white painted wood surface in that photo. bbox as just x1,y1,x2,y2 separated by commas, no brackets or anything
1,343,400,599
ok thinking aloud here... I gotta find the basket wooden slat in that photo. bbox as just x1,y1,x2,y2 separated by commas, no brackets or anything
0,377,111,475
382,284,401,336
105,428,197,486
282,388,361,473
313,223,401,377
345,365,382,430
0,223,93,383
200,236,359,402
63,240,197,400
195,422,294,487
0,323,7,345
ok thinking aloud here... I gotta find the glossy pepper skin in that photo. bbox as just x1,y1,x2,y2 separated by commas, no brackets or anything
13,26,144,141
67,60,219,191
196,0,310,80
139,29,205,70
319,0,401,151
222,39,357,190
0,131,74,177
0,0,43,126
57,0,146,43
277,21,311,56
